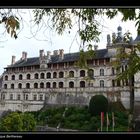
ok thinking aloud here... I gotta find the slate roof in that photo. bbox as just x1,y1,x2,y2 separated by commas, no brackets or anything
6,49,111,68
134,35,140,43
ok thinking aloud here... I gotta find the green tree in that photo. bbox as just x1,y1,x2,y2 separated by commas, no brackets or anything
21,113,36,131
89,95,109,116
0,112,36,131
0,112,23,131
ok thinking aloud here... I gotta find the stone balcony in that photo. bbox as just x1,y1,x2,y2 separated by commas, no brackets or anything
1,86,130,93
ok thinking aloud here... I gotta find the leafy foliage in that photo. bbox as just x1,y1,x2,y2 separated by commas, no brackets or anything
0,15,19,39
0,112,36,131
89,95,109,116
29,106,128,131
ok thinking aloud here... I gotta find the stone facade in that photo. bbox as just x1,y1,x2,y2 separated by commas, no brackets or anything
0,26,139,112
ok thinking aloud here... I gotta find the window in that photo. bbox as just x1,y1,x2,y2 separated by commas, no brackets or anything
34,73,39,79
88,69,94,78
117,80,120,87
27,74,31,80
10,94,13,100
122,66,124,73
100,69,104,76
34,83,38,89
125,79,129,86
80,70,85,77
47,72,51,78
53,72,57,78
40,73,45,79
69,71,74,77
80,81,85,87
5,75,8,81
19,74,23,80
11,84,14,89
46,82,51,88
40,82,44,88
18,83,22,89
33,95,37,101
53,82,57,88
59,72,64,78
69,81,74,88
2,94,5,100
4,84,7,89
25,94,28,100
26,83,30,89
112,80,115,87
39,94,43,101
59,82,63,88
17,94,20,100
112,67,115,75
11,75,15,80
125,65,128,70
100,80,104,87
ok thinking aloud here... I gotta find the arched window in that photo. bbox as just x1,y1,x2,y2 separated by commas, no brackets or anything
88,69,94,78
40,82,44,88
100,80,104,87
4,84,7,89
34,83,38,89
80,70,85,77
17,94,20,100
47,72,51,79
10,94,13,100
53,82,57,88
26,83,30,89
112,80,115,87
5,75,8,81
33,95,37,101
53,72,57,78
69,71,74,77
11,84,14,89
100,69,104,76
59,72,64,78
46,82,51,88
27,74,31,80
80,81,85,87
39,94,43,101
18,83,22,89
40,73,45,79
11,75,15,80
69,81,74,88
59,82,63,88
19,74,23,80
34,73,39,79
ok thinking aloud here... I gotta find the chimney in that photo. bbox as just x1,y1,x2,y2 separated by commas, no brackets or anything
39,50,44,59
47,51,51,60
21,51,26,60
25,52,27,61
94,45,98,50
53,50,59,56
107,34,111,45
11,55,16,65
59,49,64,60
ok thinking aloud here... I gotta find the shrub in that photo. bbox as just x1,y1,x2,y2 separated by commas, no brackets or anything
89,95,109,116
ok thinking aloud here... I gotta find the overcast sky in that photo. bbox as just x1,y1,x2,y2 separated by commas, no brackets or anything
0,9,138,75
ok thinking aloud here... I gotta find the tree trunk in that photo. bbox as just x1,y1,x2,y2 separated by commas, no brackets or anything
129,75,134,114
